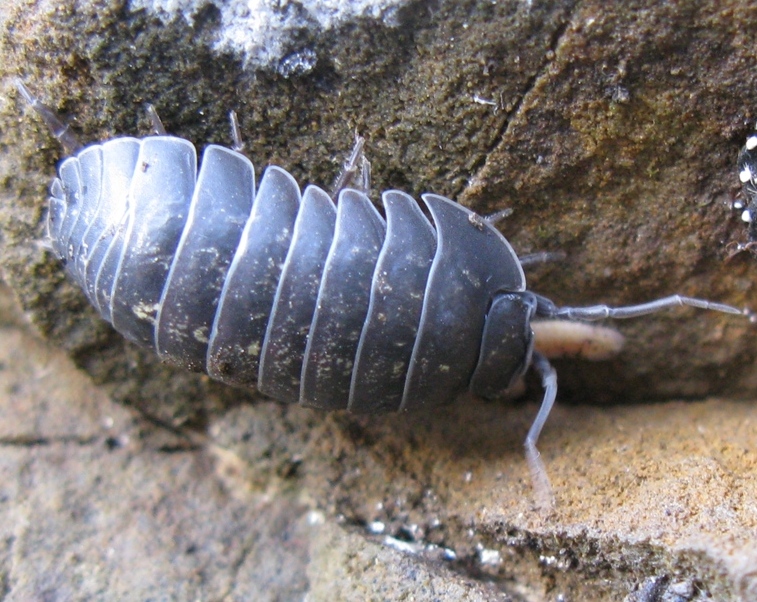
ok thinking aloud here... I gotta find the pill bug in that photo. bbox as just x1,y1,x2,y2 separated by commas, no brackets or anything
17,82,748,504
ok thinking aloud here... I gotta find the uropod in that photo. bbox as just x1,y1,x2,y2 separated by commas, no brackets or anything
17,82,749,506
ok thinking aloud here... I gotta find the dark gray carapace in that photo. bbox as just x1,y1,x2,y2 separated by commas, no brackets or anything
18,82,747,506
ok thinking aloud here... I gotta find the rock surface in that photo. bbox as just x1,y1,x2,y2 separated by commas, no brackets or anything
0,0,756,599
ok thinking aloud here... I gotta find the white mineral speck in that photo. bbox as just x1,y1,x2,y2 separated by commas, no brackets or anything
479,548,501,566
367,521,385,534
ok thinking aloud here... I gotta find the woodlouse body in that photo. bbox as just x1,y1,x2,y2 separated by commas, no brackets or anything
50,133,533,413
20,82,748,505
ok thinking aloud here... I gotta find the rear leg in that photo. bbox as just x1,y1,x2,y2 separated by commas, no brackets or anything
518,250,567,268
331,133,371,199
15,80,80,153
